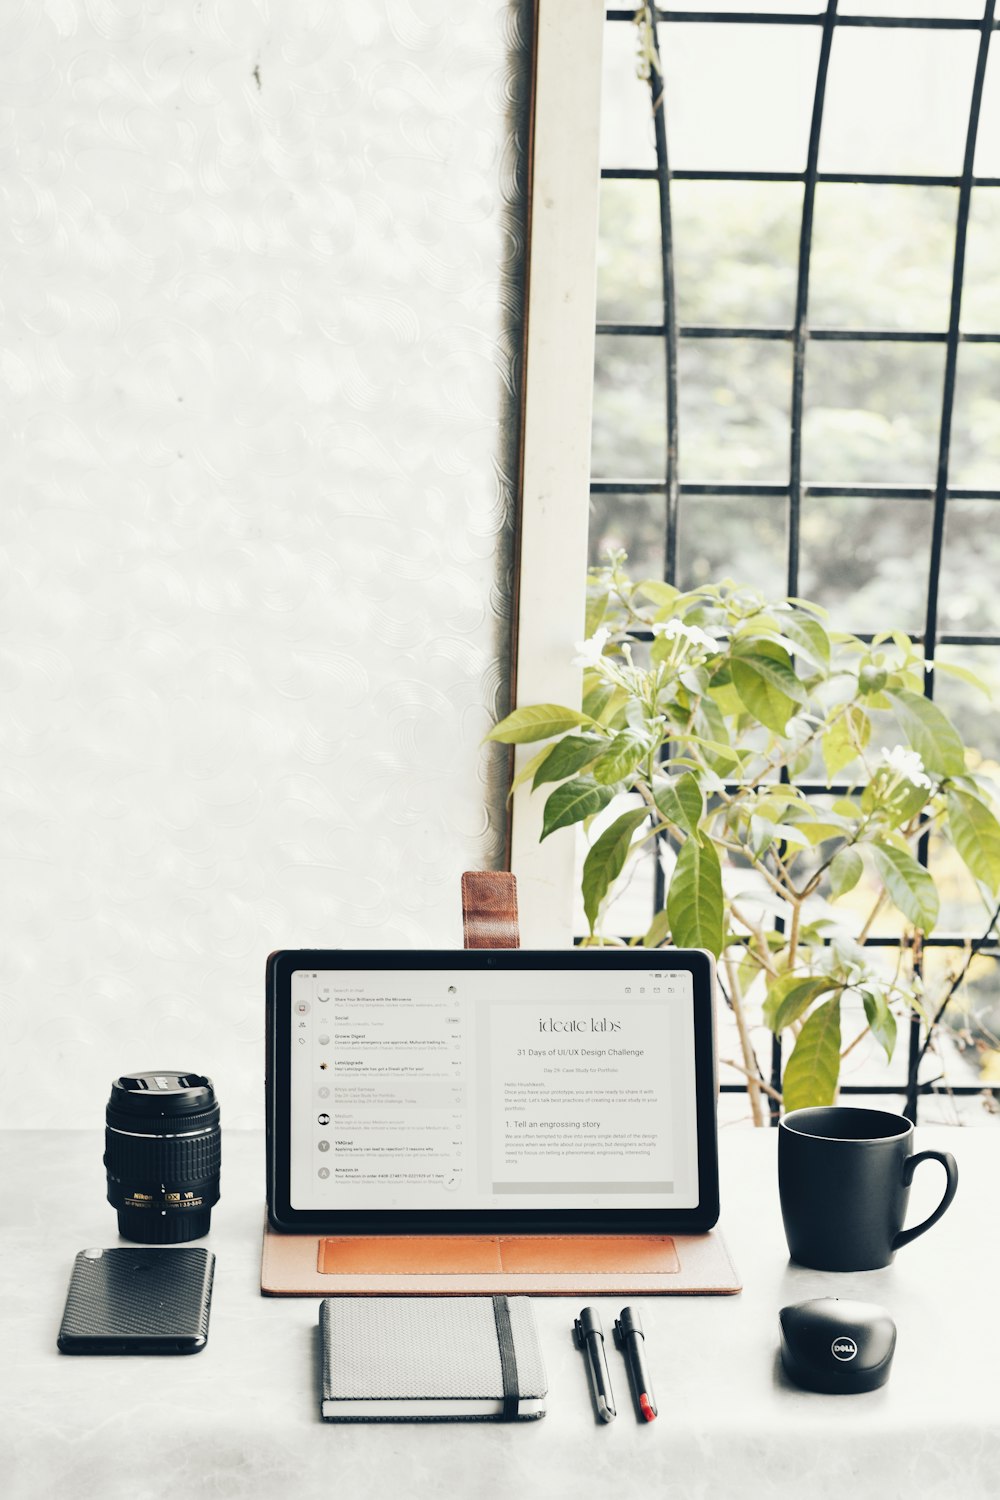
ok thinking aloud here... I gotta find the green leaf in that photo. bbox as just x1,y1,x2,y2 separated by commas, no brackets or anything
585,587,610,639
635,579,679,610
888,689,966,777
540,778,615,841
487,705,590,744
782,608,831,669
946,788,1000,894
507,743,555,803
763,975,838,1032
666,836,724,957
641,907,672,948
532,734,605,789
693,695,739,774
678,732,745,771
871,841,939,933
787,595,829,620
593,686,630,726
653,772,704,835
932,659,993,698
748,815,778,857
582,808,650,932
730,640,805,734
822,705,870,781
582,679,615,722
861,989,897,1062
678,665,711,697
591,730,650,786
781,996,842,1111
828,846,863,899
791,822,851,846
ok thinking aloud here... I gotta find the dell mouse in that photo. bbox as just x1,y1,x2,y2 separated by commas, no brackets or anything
779,1298,896,1394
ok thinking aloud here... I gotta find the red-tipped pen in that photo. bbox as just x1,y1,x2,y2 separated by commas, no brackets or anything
615,1308,659,1425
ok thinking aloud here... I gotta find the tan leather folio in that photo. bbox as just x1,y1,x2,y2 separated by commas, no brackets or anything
260,1222,741,1296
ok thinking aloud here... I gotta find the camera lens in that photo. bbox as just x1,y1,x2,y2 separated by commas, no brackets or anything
105,1072,221,1244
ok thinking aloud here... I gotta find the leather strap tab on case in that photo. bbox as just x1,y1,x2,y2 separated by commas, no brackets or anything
461,871,520,949
318,1236,504,1275
499,1235,680,1274
492,1295,520,1419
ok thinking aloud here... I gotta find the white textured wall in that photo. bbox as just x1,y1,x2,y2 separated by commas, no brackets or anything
0,0,529,1127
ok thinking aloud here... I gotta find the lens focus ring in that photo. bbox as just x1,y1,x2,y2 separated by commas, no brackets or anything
104,1125,222,1197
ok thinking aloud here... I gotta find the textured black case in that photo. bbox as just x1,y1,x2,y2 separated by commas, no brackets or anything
57,1247,215,1354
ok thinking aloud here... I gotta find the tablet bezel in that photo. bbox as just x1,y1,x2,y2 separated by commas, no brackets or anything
266,948,720,1234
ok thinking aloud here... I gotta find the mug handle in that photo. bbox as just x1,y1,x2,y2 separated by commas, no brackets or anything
892,1150,959,1251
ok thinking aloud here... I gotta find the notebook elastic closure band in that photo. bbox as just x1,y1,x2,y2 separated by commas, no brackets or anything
492,1294,520,1419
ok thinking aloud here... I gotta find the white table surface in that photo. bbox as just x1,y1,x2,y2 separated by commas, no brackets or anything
4,1126,997,1500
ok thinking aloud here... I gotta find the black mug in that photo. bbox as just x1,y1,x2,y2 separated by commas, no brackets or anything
778,1106,959,1271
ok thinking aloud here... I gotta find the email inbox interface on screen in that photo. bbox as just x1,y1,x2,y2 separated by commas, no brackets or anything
289,968,699,1214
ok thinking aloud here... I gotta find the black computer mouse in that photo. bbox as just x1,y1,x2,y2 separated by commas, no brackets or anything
779,1298,896,1394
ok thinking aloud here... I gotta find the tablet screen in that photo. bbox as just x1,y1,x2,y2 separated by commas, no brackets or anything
287,965,701,1214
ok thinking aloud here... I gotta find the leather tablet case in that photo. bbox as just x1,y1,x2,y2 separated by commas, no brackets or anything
261,1219,741,1295
260,871,741,1297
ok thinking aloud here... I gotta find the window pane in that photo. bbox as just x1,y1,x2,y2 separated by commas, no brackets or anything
798,494,934,633
588,491,665,582
973,36,1000,177
962,190,1000,332
661,23,820,173
819,28,979,176
600,18,655,170
938,499,1000,634
672,181,802,328
666,0,823,11
931,832,998,937
678,493,787,595
933,644,1000,753
803,341,945,483
922,946,1000,1121
950,344,1000,489
591,334,665,480
679,338,792,482
839,0,985,15
810,184,957,331
596,180,661,325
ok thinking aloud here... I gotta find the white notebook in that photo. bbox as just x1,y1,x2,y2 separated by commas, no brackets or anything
319,1295,547,1422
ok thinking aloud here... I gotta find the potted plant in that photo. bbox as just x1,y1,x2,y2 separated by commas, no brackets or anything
488,554,1000,1119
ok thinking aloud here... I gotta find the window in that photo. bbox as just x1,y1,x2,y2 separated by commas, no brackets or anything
586,3,1000,1120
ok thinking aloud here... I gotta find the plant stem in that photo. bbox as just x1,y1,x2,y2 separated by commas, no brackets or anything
729,904,780,979
722,949,764,1126
857,889,888,946
714,836,791,900
840,1024,871,1060
787,897,802,971
720,1057,783,1105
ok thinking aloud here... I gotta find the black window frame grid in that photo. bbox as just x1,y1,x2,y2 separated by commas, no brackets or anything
593,1,1000,1122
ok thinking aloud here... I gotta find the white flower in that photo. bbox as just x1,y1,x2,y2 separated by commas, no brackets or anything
652,618,717,654
571,626,611,668
880,745,933,790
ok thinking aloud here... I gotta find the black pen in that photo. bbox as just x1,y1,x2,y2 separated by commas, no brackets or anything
574,1306,616,1422
614,1306,657,1421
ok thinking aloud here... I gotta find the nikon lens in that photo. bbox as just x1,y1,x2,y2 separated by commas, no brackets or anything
105,1072,221,1243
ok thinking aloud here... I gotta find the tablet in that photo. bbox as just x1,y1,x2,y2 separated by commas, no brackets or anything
266,948,719,1235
